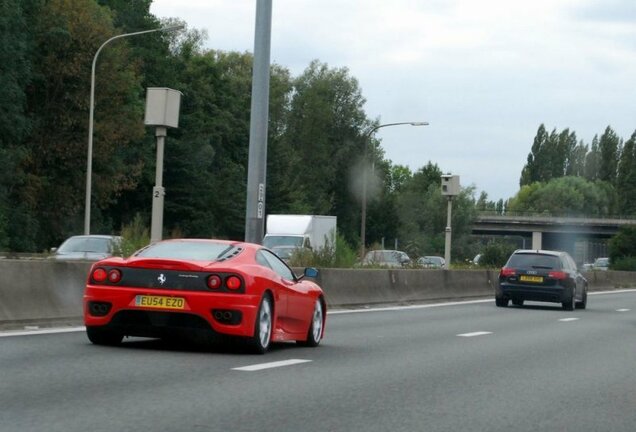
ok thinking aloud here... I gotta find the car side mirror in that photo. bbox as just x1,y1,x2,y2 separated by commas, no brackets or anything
303,267,319,279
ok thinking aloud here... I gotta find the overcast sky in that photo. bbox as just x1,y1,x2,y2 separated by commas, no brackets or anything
150,0,636,202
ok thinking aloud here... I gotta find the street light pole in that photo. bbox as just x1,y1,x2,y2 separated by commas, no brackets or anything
84,24,183,235
360,121,429,259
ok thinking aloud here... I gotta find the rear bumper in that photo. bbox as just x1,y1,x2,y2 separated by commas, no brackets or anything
498,283,572,304
83,285,260,338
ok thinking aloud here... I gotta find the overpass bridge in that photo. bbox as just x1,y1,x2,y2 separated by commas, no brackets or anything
472,213,636,263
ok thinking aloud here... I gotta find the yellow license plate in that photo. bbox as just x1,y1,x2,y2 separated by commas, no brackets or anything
520,275,543,283
135,295,185,310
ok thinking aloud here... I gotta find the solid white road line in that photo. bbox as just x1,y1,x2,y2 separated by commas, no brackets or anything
616,309,631,312
0,326,85,338
328,299,493,315
457,331,493,337
559,318,579,322
232,359,312,372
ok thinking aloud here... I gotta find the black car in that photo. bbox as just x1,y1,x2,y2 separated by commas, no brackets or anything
496,249,588,310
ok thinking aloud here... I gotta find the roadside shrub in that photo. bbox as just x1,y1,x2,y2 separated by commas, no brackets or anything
119,214,150,257
287,233,357,268
610,257,636,271
478,240,516,268
609,225,636,266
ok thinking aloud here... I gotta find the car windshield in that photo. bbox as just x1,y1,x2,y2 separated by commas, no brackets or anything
262,236,303,248
424,256,443,265
58,237,111,254
594,258,609,266
507,253,561,270
135,241,235,261
366,251,402,263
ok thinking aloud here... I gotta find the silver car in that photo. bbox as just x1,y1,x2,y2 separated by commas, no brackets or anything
51,235,122,261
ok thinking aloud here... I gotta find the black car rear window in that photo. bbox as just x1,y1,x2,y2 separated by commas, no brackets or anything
135,241,236,261
507,253,562,270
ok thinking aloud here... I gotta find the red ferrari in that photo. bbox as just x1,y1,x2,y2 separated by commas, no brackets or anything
83,239,326,353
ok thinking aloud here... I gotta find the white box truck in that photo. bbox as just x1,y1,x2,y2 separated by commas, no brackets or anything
262,215,337,259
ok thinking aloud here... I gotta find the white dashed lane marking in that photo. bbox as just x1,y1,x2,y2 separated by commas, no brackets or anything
616,309,630,312
232,359,312,372
559,318,579,322
457,331,492,337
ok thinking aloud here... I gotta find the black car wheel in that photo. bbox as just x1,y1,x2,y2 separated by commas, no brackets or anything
495,296,509,307
86,327,123,346
576,288,588,310
249,294,273,354
298,298,324,347
562,291,576,311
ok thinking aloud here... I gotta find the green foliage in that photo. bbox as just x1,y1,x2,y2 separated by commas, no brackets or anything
610,257,636,271
598,126,620,184
119,214,150,257
479,240,517,268
616,131,636,215
507,176,614,216
393,163,478,261
287,233,358,268
608,225,636,266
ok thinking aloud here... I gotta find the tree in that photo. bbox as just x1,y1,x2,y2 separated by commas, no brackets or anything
616,131,636,215
0,0,36,249
598,126,620,184
583,135,600,181
507,176,614,216
283,60,371,245
608,225,636,270
9,0,145,250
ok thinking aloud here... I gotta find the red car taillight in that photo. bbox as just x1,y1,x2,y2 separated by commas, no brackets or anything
548,271,567,280
92,268,107,282
207,275,222,289
108,269,122,283
500,267,516,278
226,276,242,290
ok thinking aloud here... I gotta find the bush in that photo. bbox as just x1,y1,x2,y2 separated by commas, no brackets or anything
119,214,150,257
478,240,517,268
287,233,358,268
610,257,636,271
609,225,636,266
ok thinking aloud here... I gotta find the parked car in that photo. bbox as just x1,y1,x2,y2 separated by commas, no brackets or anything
362,250,411,268
51,235,122,261
83,238,325,353
496,249,588,310
592,257,610,271
417,256,445,269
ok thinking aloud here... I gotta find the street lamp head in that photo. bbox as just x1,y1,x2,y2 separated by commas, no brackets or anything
410,122,429,126
161,24,185,32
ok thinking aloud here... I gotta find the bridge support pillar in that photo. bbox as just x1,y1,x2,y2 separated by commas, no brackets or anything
532,231,542,250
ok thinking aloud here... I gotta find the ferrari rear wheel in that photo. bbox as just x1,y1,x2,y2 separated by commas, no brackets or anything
298,298,323,347
86,327,123,346
249,295,272,354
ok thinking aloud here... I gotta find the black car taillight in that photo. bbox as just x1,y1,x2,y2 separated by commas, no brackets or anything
500,267,516,278
548,271,567,280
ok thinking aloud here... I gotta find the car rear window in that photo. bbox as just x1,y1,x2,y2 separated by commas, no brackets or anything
506,253,562,270
135,241,236,261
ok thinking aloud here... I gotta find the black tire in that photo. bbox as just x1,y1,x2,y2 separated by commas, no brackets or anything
86,327,123,346
562,292,575,311
298,298,324,347
249,294,273,354
576,288,588,310
512,299,524,307
495,297,509,307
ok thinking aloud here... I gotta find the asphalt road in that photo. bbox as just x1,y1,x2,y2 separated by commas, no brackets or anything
2,291,636,432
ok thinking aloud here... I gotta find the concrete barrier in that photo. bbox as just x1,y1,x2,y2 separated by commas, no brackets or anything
1,260,636,327
0,260,92,326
